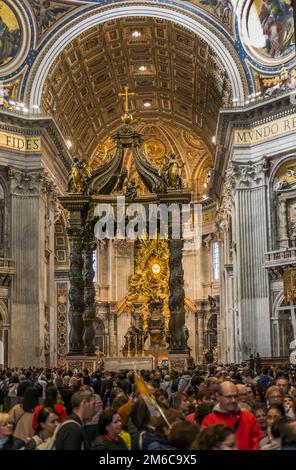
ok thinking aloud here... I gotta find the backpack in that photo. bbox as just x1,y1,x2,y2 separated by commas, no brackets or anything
22,419,82,450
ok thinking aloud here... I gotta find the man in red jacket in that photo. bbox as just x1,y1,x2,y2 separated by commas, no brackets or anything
202,381,263,450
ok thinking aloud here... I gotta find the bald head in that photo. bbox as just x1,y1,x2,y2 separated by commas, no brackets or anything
217,381,239,413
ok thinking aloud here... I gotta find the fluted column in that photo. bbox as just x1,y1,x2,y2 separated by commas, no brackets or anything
108,301,117,357
68,228,84,355
236,183,270,358
82,232,96,355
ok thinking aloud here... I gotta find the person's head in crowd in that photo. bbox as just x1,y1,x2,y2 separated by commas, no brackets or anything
266,386,284,405
63,375,71,387
281,420,296,449
0,413,13,439
109,387,127,407
11,374,19,384
111,395,129,412
283,395,295,415
71,389,95,424
190,375,203,390
130,398,150,430
194,424,237,450
44,384,60,408
237,384,251,403
169,392,190,414
196,387,216,406
153,409,181,440
22,386,40,412
254,405,268,433
147,380,160,395
275,376,289,395
98,409,122,438
155,389,169,409
36,407,59,438
261,367,269,376
54,376,63,389
169,420,199,449
69,376,79,389
154,370,162,381
216,381,239,413
194,403,214,425
269,416,290,442
266,404,285,430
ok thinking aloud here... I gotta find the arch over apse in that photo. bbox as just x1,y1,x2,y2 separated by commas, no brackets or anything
26,4,247,108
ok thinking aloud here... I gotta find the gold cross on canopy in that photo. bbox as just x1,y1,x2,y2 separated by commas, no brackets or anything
119,85,135,113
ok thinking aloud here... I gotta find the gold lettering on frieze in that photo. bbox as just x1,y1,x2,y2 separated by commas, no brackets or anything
0,131,41,152
234,114,296,146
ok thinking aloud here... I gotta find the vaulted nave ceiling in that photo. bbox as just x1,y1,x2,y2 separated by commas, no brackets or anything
41,17,232,170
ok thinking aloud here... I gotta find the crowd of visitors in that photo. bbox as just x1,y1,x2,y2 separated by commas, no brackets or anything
0,362,296,450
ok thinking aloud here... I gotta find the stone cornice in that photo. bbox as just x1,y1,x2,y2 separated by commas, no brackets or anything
211,93,296,198
0,110,72,172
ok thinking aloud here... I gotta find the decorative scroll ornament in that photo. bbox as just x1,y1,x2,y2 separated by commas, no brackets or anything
283,268,296,303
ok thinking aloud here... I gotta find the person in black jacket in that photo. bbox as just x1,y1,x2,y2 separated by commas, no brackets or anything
0,413,24,450
17,372,33,398
92,408,128,450
54,389,95,450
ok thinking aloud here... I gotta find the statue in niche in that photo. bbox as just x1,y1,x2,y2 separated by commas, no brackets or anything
68,157,91,193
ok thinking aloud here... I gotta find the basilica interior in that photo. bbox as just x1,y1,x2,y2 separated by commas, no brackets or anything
0,0,296,370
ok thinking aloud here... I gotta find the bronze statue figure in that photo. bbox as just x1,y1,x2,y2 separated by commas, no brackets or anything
68,157,92,193
161,154,184,189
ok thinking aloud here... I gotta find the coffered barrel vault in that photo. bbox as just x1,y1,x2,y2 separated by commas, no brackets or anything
40,18,233,161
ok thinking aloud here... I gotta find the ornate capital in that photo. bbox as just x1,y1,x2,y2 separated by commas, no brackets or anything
8,168,44,196
113,239,133,256
8,167,60,200
234,158,269,188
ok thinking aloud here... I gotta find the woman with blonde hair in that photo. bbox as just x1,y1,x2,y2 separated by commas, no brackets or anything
0,413,24,450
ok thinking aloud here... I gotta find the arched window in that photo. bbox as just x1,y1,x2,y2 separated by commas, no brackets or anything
0,183,4,256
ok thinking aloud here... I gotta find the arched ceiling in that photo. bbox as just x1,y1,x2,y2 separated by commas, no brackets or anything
41,17,233,164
